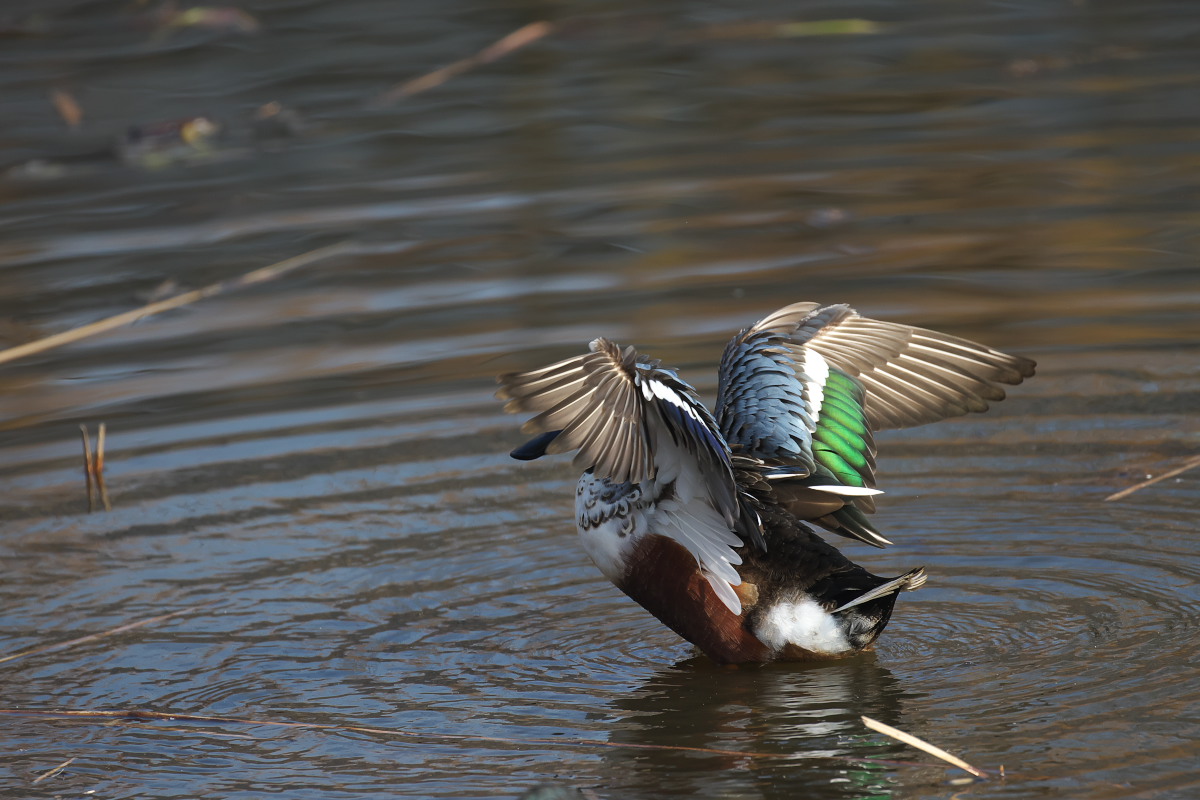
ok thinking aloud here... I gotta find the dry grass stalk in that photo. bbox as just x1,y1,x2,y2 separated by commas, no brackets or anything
374,21,555,105
31,757,77,784
96,423,111,511
1105,454,1200,502
79,424,112,512
861,716,989,779
0,241,353,368
51,90,84,129
79,424,95,512
122,721,262,739
0,604,209,666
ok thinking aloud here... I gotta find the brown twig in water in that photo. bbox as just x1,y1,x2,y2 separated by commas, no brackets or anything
31,757,76,784
0,707,931,769
78,424,112,511
95,423,111,511
861,716,989,780
79,424,95,512
1104,454,1200,502
0,241,354,368
373,21,555,106
122,721,262,740
0,604,211,666
687,19,880,40
51,89,84,129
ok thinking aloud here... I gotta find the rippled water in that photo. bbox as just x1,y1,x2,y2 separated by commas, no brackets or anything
2,1,1198,798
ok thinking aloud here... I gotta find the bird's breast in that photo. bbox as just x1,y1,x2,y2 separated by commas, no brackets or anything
616,534,770,664
575,471,770,663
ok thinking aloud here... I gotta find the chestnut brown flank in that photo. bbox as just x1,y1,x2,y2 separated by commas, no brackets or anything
616,534,769,664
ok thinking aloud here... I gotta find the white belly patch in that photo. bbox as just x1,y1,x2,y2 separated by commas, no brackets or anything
754,599,851,655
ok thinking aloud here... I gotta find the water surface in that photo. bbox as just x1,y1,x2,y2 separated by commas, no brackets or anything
1,1,1198,798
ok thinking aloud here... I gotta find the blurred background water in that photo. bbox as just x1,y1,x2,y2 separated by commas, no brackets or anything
1,1,1198,798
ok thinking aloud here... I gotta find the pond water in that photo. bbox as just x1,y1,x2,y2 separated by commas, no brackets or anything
1,1,1198,798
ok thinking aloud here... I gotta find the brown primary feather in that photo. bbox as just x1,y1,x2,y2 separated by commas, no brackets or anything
747,302,1035,431
497,338,655,485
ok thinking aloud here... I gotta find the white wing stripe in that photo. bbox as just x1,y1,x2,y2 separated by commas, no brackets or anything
801,347,829,425
642,376,705,423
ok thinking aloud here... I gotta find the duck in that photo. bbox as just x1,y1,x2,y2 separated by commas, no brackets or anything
497,302,1035,664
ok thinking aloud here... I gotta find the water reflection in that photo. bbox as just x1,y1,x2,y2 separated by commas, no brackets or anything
603,656,913,799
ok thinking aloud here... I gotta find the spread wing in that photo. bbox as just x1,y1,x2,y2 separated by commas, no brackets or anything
716,321,885,546
717,302,1036,547
496,338,732,501
751,302,1036,430
497,338,759,612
